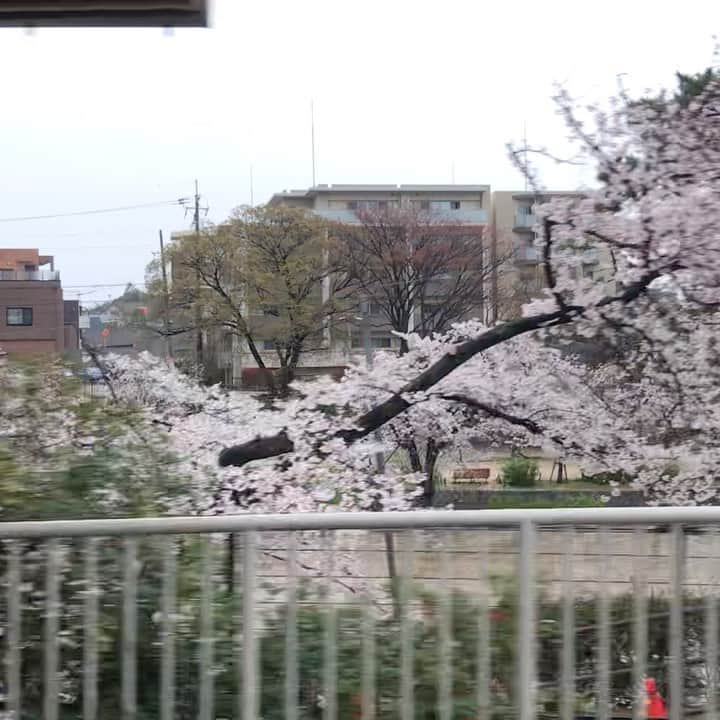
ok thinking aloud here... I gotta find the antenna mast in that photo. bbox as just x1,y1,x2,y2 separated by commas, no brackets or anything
523,121,528,192
311,99,316,187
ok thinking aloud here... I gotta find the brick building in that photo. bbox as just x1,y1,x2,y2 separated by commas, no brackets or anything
0,249,77,355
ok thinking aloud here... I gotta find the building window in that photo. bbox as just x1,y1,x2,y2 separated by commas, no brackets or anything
361,301,383,317
0,269,13,280
430,200,461,212
351,333,392,349
355,200,380,211
263,339,276,350
6,307,33,326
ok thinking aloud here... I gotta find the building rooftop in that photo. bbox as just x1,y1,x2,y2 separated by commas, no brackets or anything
270,183,491,204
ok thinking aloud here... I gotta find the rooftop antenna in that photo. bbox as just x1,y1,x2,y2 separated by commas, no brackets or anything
523,121,528,192
311,99,316,187
451,160,456,184
250,164,254,207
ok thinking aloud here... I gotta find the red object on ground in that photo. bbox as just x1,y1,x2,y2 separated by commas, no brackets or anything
644,678,667,719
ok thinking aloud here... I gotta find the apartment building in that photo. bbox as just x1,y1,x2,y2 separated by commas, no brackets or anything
0,249,76,355
491,190,612,316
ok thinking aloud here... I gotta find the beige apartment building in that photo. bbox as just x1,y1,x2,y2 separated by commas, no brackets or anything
492,190,614,316
171,184,609,387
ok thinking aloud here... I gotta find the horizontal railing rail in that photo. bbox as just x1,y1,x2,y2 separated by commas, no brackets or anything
3,505,720,537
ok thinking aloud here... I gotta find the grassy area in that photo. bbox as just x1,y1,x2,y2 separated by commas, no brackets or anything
536,480,608,491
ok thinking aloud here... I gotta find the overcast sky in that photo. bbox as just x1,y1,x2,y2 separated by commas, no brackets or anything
0,0,718,305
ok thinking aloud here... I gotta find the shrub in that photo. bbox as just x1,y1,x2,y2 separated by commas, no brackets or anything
499,456,539,487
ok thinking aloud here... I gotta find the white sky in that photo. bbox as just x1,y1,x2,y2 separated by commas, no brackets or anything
0,0,718,305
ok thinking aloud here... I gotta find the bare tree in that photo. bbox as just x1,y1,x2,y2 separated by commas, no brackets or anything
335,206,504,352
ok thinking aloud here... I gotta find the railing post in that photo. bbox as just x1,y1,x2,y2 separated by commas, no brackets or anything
242,530,259,720
597,526,611,720
361,588,376,720
83,538,99,720
561,527,575,720
160,537,177,720
285,532,299,720
437,531,453,720
400,530,416,720
44,538,61,720
7,542,22,719
122,537,138,720
518,520,536,720
476,530,490,720
323,531,338,720
632,528,648,720
706,526,718,720
198,536,215,720
670,524,685,720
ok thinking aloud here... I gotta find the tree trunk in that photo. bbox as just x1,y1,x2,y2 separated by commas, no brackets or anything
243,333,276,395
407,439,423,473
423,439,441,506
277,343,302,397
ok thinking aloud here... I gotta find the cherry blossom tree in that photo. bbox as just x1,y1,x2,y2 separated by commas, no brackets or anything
218,77,720,504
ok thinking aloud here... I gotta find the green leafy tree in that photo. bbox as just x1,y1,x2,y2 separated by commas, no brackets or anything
162,205,353,394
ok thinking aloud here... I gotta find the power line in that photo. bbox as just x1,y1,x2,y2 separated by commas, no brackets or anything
0,199,189,224
40,244,155,251
62,282,150,289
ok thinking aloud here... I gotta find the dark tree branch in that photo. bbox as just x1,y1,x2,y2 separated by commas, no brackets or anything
218,261,672,468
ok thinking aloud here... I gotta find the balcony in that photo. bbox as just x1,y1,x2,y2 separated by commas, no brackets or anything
0,269,60,281
515,245,539,263
514,212,537,231
313,208,487,225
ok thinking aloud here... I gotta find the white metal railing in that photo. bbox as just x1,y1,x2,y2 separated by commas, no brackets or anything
2,506,719,720
0,269,60,281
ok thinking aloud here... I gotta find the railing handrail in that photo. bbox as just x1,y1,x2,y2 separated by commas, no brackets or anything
0,505,718,538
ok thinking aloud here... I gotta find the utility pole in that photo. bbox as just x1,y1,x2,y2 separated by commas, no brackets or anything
158,229,173,362
193,179,204,376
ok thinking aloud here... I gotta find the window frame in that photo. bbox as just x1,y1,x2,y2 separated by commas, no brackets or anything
6,307,33,326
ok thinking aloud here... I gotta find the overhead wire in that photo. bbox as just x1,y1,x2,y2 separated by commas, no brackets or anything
0,198,188,224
